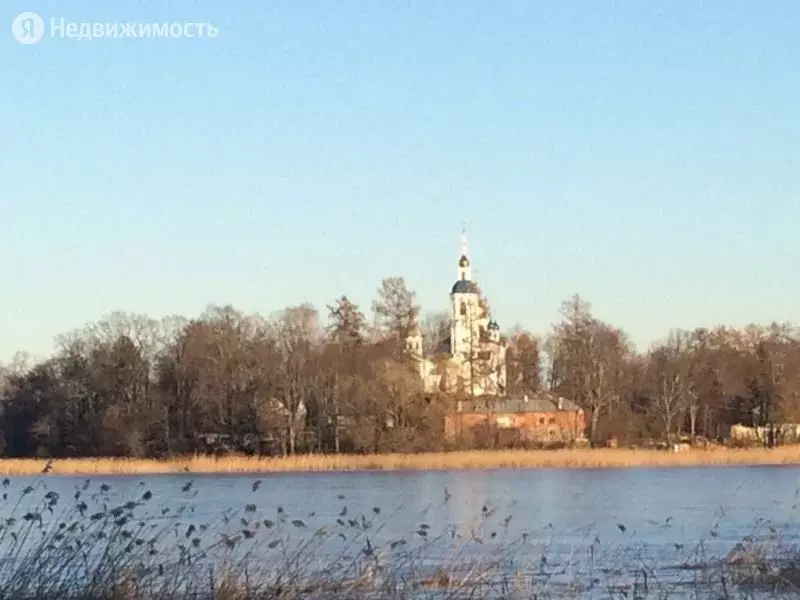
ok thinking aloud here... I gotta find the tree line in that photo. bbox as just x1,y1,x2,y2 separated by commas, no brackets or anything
1,277,799,458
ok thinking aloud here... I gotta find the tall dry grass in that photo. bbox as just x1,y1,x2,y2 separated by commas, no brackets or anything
0,446,799,476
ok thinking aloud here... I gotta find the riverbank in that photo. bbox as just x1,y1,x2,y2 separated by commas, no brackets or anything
0,446,798,475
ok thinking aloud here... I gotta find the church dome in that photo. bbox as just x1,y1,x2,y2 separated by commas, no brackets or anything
487,319,500,331
451,280,479,294
458,255,470,267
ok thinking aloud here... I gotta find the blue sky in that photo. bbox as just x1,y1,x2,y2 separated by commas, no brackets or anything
2,0,799,361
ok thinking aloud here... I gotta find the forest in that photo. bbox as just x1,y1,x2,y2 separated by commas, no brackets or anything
1,276,798,458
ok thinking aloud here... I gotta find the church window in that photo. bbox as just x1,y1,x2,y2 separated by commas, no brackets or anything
460,302,467,315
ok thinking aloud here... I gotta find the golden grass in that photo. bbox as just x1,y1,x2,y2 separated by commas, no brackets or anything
0,446,799,476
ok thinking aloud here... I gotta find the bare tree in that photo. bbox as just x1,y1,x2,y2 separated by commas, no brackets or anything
0,351,32,395
345,342,436,453
546,295,629,443
271,304,320,455
506,329,541,395
462,326,494,398
326,296,367,346
372,277,420,343
153,307,271,454
421,311,451,356
324,296,367,452
742,324,800,445
647,330,695,444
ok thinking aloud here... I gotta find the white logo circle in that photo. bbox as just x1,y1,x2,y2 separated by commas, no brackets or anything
12,12,45,44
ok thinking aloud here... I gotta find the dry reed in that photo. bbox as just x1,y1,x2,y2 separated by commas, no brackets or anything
0,446,799,476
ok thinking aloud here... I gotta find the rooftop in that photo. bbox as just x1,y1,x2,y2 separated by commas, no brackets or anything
451,279,479,294
456,392,581,414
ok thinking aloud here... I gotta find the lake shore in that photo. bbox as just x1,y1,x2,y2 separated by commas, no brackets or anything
1,446,799,475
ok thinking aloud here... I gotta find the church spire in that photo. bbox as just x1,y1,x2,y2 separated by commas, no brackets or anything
458,224,471,280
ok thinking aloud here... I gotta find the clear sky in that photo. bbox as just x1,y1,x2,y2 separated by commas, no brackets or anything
2,0,799,362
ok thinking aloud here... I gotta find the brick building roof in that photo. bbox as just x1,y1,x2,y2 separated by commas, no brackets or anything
456,392,581,414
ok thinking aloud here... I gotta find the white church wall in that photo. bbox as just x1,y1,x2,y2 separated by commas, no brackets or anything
405,229,508,398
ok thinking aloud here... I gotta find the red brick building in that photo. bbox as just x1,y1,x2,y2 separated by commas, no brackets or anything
444,392,586,447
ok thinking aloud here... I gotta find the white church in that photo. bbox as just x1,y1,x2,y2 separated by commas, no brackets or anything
405,231,508,396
